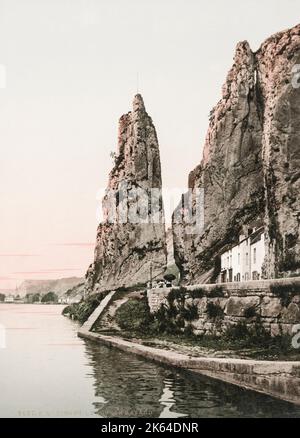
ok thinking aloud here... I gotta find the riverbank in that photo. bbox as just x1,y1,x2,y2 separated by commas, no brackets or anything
76,290,300,406
89,289,300,362
89,329,300,361
78,328,300,406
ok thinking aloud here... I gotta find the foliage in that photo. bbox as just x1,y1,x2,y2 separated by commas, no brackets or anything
167,288,186,303
32,293,41,303
163,274,176,283
224,321,250,341
180,303,199,321
163,264,180,285
25,293,41,304
224,321,270,346
0,293,5,302
244,306,257,319
209,286,225,298
206,302,224,320
115,298,153,333
270,282,300,307
188,288,205,299
115,283,147,295
62,292,105,324
41,292,58,303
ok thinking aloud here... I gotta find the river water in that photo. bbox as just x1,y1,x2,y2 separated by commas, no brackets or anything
0,303,299,418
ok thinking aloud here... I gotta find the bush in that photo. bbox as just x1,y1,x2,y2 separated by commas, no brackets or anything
167,288,186,303
62,292,105,324
209,286,224,298
225,322,251,341
164,274,176,283
207,302,224,320
270,282,300,307
244,306,257,319
224,321,270,346
189,288,205,299
180,304,198,321
184,324,194,337
41,292,58,303
115,298,153,333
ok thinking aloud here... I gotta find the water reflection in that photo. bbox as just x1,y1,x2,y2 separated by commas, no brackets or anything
1,304,300,419
84,341,300,418
159,378,187,418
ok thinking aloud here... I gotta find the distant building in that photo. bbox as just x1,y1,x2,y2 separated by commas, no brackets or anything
58,296,81,305
4,295,15,303
220,227,265,283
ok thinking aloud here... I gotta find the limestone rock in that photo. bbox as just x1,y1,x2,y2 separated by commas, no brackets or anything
261,297,283,318
225,297,260,317
173,24,300,283
86,95,167,294
257,25,300,277
281,303,300,324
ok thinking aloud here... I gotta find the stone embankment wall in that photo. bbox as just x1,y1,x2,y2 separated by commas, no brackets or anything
147,278,300,337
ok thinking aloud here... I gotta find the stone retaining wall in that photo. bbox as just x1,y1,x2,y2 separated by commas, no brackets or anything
147,278,300,336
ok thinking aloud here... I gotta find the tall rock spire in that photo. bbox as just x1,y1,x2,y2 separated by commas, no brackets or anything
86,95,167,294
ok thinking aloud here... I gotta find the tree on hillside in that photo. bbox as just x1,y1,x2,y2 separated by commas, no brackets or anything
41,292,58,303
163,274,176,283
0,294,5,302
32,293,41,303
25,293,33,303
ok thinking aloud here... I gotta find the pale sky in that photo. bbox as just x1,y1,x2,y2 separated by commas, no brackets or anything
0,0,298,289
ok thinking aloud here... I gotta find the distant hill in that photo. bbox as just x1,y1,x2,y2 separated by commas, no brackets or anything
17,277,84,298
0,289,14,296
61,282,86,302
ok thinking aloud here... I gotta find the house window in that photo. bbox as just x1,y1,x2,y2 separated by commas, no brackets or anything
253,248,257,264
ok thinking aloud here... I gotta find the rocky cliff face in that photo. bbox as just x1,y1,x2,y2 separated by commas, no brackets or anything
258,25,300,277
86,94,167,294
173,24,300,284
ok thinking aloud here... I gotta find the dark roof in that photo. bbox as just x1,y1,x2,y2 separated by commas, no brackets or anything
250,227,264,245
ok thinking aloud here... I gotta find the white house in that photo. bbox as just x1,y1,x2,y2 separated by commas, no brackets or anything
58,296,81,305
4,295,14,303
220,227,265,283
